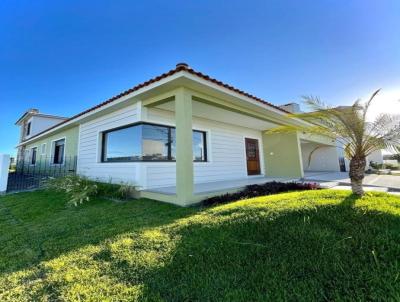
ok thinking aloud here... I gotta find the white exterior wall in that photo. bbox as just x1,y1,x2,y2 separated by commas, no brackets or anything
0,154,10,193
367,150,384,167
77,103,265,190
24,116,66,141
301,142,341,172
77,103,140,185
144,108,265,189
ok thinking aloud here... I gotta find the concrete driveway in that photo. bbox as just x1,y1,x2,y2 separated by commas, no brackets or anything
303,171,400,190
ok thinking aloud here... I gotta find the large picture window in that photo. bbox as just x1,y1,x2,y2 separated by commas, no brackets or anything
142,124,171,161
102,125,141,162
101,123,207,162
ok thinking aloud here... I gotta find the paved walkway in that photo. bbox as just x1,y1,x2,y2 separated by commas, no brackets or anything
303,171,400,194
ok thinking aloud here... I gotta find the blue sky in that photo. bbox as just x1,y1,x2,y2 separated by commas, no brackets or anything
1,0,399,156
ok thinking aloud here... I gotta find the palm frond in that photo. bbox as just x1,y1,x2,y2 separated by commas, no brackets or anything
267,90,400,160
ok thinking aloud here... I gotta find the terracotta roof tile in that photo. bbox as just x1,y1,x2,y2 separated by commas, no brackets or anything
21,64,287,143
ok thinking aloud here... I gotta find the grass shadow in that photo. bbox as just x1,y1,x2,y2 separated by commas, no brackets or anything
135,192,400,301
2,190,400,301
0,190,196,275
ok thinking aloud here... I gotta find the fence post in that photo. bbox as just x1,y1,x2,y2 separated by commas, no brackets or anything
0,154,10,194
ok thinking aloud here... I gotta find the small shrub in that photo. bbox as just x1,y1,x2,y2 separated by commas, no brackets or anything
370,161,399,171
96,181,121,198
202,181,319,206
47,176,138,206
385,163,399,170
116,182,137,200
370,161,382,170
46,175,98,206
96,181,136,200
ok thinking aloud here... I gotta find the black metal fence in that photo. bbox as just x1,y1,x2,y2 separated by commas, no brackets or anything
7,156,77,192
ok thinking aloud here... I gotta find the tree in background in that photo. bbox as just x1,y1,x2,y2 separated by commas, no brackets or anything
268,90,400,196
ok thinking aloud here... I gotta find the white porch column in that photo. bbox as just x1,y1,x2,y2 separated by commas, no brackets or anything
175,88,194,205
0,154,10,194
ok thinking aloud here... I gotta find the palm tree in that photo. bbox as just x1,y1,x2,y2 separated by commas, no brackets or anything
268,90,400,196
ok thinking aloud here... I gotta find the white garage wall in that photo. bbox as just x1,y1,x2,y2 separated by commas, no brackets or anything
367,150,384,166
301,142,341,172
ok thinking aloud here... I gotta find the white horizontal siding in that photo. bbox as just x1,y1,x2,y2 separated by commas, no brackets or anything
77,104,140,185
146,165,175,188
77,104,265,189
143,108,264,189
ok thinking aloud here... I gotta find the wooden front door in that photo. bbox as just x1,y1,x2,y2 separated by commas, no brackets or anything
245,138,261,175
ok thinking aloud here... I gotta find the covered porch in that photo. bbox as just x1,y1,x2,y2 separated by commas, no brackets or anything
143,175,296,194
136,82,306,206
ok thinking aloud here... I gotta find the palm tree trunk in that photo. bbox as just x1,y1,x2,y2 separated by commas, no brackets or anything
349,156,366,196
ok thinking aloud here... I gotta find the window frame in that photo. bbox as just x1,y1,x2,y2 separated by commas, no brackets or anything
192,130,208,162
41,143,47,155
100,122,208,163
26,122,31,136
51,137,66,165
30,147,37,165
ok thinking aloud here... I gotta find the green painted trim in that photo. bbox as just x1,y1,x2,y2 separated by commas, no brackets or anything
140,187,244,207
262,132,304,178
22,126,79,165
175,88,194,205
144,96,175,108
140,191,180,205
192,95,287,126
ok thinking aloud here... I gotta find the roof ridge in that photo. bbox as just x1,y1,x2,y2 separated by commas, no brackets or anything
182,65,286,112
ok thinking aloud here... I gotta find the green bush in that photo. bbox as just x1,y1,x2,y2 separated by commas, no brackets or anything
96,181,121,198
47,176,137,206
369,161,381,169
96,181,136,200
385,163,399,170
370,161,399,170
46,175,98,206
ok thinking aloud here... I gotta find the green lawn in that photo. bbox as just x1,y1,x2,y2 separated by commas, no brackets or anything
1,190,400,301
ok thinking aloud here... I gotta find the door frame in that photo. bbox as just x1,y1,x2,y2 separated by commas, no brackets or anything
244,137,261,176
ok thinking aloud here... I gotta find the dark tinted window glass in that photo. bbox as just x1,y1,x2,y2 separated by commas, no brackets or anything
53,139,65,164
26,122,31,135
170,128,176,160
142,124,171,160
102,125,141,162
193,131,206,161
170,129,207,162
101,123,207,162
31,147,37,165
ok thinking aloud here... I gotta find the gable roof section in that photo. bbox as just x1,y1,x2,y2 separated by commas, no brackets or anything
15,112,68,125
20,63,288,144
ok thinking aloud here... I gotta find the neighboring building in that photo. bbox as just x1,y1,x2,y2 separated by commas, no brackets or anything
15,109,70,162
16,63,358,206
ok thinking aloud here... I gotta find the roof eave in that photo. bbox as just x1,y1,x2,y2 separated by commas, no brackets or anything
17,66,292,146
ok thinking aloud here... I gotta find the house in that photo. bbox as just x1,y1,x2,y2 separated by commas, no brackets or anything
16,63,345,206
15,109,69,162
